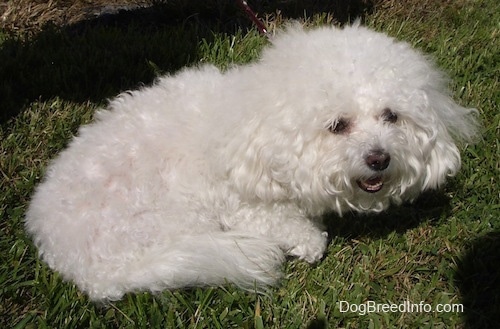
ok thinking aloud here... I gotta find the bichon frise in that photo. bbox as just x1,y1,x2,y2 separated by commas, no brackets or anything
26,23,478,300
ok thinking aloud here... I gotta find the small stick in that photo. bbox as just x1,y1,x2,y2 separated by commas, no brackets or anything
236,0,268,36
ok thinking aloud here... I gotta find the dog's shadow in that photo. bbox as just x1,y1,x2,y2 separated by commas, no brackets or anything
454,231,500,328
0,0,376,124
0,4,218,123
324,189,452,240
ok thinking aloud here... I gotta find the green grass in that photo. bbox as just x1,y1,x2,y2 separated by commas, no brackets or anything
1,1,499,328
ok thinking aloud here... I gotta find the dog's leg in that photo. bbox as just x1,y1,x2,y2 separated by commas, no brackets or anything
229,205,328,263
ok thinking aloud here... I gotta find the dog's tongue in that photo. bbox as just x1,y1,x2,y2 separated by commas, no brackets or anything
357,176,384,193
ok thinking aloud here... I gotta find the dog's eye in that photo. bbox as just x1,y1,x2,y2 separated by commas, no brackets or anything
382,108,398,123
327,118,350,134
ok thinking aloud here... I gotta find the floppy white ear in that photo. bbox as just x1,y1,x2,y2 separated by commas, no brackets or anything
224,117,296,202
421,89,479,190
422,133,461,190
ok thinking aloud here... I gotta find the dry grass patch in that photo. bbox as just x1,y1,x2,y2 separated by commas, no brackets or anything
0,0,152,33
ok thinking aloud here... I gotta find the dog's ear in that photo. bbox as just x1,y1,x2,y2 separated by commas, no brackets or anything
420,89,480,190
421,133,461,190
223,114,307,202
227,130,295,202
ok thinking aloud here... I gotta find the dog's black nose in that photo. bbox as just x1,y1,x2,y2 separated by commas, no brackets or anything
365,150,391,171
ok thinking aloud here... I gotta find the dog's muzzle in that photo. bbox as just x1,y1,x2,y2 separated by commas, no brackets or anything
357,150,391,193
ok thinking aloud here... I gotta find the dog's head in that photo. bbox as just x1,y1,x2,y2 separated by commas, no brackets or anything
225,24,479,215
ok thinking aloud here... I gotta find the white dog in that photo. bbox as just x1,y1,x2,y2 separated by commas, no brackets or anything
26,23,478,300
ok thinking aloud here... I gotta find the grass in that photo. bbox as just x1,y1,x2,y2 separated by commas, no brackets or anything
1,0,499,328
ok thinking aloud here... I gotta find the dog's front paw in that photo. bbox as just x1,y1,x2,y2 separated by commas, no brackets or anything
288,231,328,263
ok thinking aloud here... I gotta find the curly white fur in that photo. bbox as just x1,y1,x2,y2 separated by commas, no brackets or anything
25,23,479,300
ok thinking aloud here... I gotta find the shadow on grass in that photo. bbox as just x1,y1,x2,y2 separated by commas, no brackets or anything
0,4,217,124
454,231,500,328
325,190,453,240
306,317,327,329
0,0,376,124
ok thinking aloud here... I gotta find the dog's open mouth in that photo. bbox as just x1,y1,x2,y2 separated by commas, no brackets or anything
357,176,384,193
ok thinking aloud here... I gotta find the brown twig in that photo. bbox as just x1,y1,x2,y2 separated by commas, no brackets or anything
236,0,268,36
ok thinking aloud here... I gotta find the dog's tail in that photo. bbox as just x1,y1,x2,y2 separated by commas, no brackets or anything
81,232,285,300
